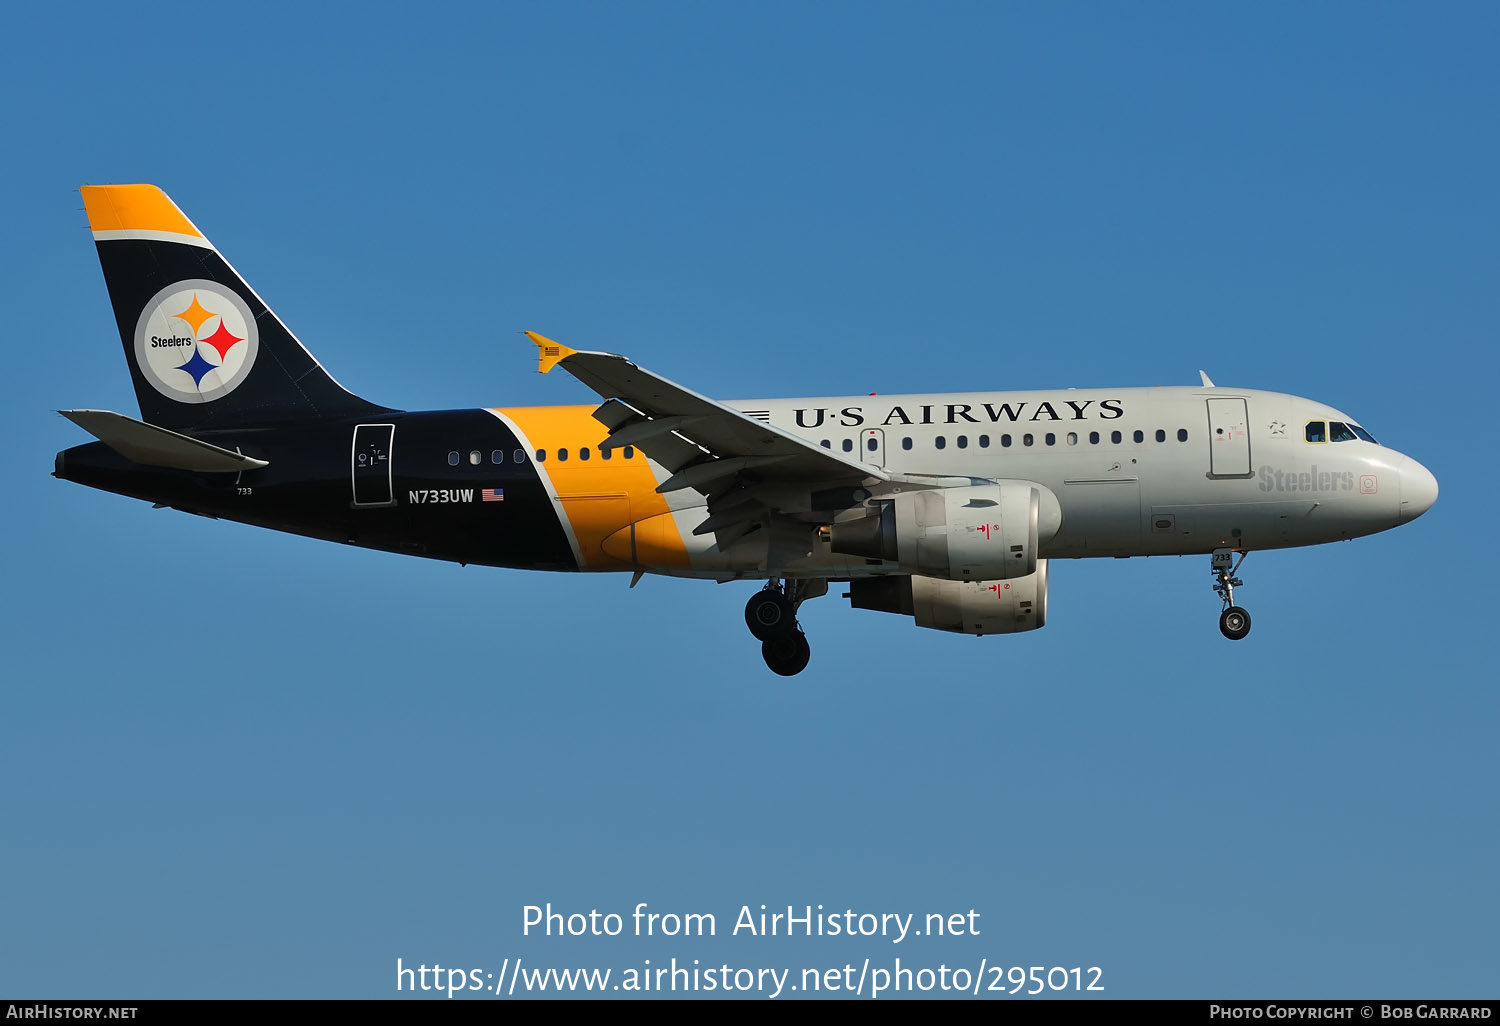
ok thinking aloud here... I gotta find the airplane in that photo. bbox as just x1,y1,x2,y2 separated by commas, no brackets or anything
56,185,1439,676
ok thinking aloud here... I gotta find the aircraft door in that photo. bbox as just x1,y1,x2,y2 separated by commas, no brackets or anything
861,428,886,468
1206,398,1251,476
351,423,396,507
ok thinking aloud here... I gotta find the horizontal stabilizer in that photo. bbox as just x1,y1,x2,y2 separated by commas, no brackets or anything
59,410,268,473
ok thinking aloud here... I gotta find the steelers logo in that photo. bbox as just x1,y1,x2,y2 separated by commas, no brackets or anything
133,279,259,403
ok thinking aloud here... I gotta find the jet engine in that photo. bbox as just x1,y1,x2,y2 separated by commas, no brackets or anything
828,481,1060,581
848,562,1049,635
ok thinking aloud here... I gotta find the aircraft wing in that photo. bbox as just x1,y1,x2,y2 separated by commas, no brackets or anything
528,332,887,550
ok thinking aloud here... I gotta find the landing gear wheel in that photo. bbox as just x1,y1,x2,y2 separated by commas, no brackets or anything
1219,606,1251,641
745,589,794,641
762,631,811,676
1210,549,1251,641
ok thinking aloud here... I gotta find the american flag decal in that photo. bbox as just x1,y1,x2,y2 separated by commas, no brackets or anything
482,488,505,502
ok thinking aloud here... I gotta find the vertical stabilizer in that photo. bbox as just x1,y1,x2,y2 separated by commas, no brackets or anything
81,184,393,431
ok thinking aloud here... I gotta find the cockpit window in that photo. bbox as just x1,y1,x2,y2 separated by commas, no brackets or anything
1313,419,1378,444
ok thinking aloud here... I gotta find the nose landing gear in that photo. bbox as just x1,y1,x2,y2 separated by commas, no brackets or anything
746,578,824,675
1212,548,1252,641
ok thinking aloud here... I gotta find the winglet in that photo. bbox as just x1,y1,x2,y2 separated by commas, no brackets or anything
1199,370,1215,388
526,331,577,374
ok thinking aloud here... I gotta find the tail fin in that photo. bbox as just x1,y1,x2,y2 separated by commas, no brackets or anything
81,184,393,431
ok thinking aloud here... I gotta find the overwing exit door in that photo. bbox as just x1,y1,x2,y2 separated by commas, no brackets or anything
352,423,396,507
861,428,886,468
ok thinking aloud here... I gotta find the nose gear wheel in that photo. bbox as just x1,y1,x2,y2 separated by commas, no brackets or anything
1219,605,1251,640
1211,549,1251,641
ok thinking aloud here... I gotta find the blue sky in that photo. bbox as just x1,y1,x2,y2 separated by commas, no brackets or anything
2,1,1495,999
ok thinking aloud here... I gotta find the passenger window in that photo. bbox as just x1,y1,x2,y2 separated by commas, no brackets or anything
1133,430,1144,443
1330,421,1358,442
957,435,968,449
1043,433,1054,446
623,446,636,459
447,451,460,466
1177,429,1188,442
935,436,946,450
867,437,878,452
1305,421,1327,443
514,449,525,463
1155,429,1166,443
1089,431,1100,444
842,439,854,452
557,448,569,462
979,435,990,448
600,446,612,460
579,447,590,461
491,450,504,464
1023,433,1034,447
535,449,546,462
469,450,481,466
820,440,831,449
1066,432,1078,446
1001,434,1012,448
1111,430,1122,444
902,437,913,450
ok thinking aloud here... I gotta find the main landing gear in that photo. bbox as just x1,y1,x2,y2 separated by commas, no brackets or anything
745,579,823,676
1212,548,1252,641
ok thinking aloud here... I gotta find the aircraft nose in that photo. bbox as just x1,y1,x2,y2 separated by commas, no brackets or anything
1398,456,1438,524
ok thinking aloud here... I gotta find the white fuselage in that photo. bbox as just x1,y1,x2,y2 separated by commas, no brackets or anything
639,385,1434,579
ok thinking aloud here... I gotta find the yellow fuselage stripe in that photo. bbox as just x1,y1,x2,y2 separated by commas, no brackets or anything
496,406,690,569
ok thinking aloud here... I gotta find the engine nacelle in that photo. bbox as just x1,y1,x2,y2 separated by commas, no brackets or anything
828,481,1060,581
849,563,1049,635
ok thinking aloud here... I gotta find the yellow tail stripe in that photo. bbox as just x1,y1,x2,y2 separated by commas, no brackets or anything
81,184,204,238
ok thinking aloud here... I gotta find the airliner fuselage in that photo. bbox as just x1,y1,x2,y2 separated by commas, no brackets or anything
58,385,1434,573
